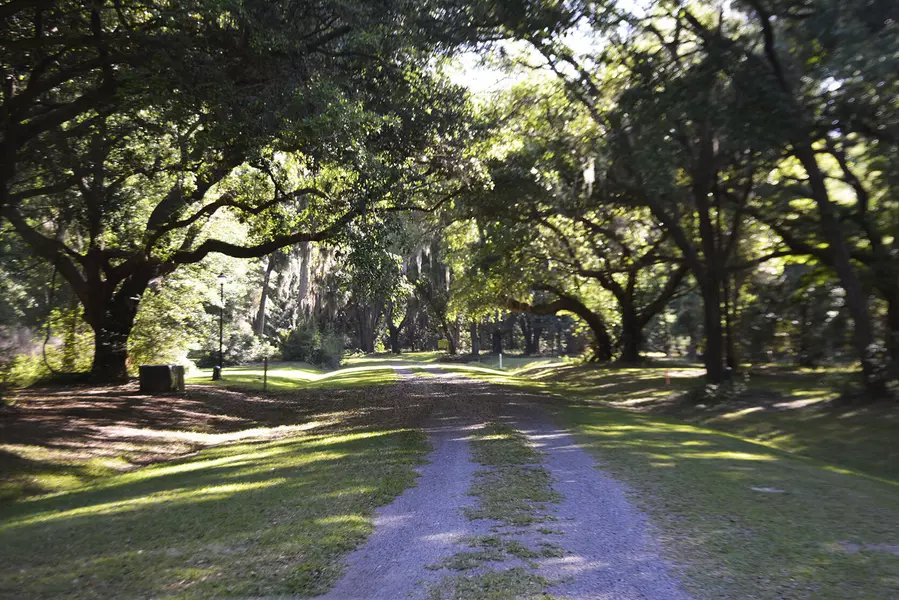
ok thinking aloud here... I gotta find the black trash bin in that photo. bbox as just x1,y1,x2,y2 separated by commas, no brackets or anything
139,365,185,394
212,365,222,381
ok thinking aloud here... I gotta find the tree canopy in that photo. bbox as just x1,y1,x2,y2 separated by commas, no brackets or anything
1,0,897,400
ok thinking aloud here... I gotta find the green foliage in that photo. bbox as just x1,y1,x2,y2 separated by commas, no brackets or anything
0,351,46,393
129,271,215,369
280,325,344,369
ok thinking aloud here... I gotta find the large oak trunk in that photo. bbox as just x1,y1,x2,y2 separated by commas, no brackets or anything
388,327,402,354
440,319,457,355
618,309,642,364
491,326,503,354
700,279,725,384
82,272,153,382
91,320,131,380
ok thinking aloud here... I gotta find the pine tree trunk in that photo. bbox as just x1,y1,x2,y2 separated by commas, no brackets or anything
470,321,479,356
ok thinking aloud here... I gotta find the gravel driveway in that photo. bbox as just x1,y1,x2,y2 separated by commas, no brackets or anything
322,369,690,599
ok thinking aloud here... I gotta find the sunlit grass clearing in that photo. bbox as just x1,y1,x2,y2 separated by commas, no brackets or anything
0,427,429,599
187,363,399,390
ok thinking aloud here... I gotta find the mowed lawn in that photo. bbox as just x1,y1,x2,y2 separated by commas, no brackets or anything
532,363,899,481
501,363,899,599
187,361,399,392
0,369,428,599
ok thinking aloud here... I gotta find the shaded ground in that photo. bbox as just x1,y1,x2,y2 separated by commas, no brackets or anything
512,412,689,599
0,377,407,500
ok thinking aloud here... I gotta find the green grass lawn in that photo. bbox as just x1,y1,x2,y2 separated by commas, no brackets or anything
187,362,398,392
554,403,899,599
472,362,899,599
1,362,431,599
0,424,427,599
526,363,898,482
467,354,567,373
4,356,896,599
342,351,566,373
343,351,444,368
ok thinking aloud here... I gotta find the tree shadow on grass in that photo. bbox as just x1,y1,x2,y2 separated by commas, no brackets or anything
0,428,427,599
559,404,899,600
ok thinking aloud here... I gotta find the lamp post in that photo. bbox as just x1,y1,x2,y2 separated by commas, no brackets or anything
213,273,226,380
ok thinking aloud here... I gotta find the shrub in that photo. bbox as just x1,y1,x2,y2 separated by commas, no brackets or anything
281,324,319,363
317,330,344,369
194,332,278,368
279,324,343,368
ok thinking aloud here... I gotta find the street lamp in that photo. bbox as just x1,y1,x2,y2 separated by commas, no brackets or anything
213,273,226,380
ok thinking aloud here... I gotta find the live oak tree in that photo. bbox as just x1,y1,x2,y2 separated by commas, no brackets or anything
645,0,899,394
1,0,480,379
452,80,690,363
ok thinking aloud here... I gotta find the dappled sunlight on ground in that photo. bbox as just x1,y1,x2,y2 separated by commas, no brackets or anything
1,360,896,599
0,426,429,598
559,403,899,599
515,363,898,483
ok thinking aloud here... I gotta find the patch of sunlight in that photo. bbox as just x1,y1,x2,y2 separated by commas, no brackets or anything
94,456,132,470
190,362,321,380
518,363,570,378
102,421,331,445
819,464,899,487
304,429,398,446
615,394,673,406
772,397,830,409
124,448,294,480
321,486,375,498
3,479,285,530
475,434,509,442
719,407,766,420
28,474,81,489
113,447,347,486
656,368,705,378
682,451,777,461
680,440,712,447
167,567,219,579
189,363,400,387
316,514,368,525
318,365,397,379
435,364,508,375
650,462,677,468
0,444,63,460
595,422,704,435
